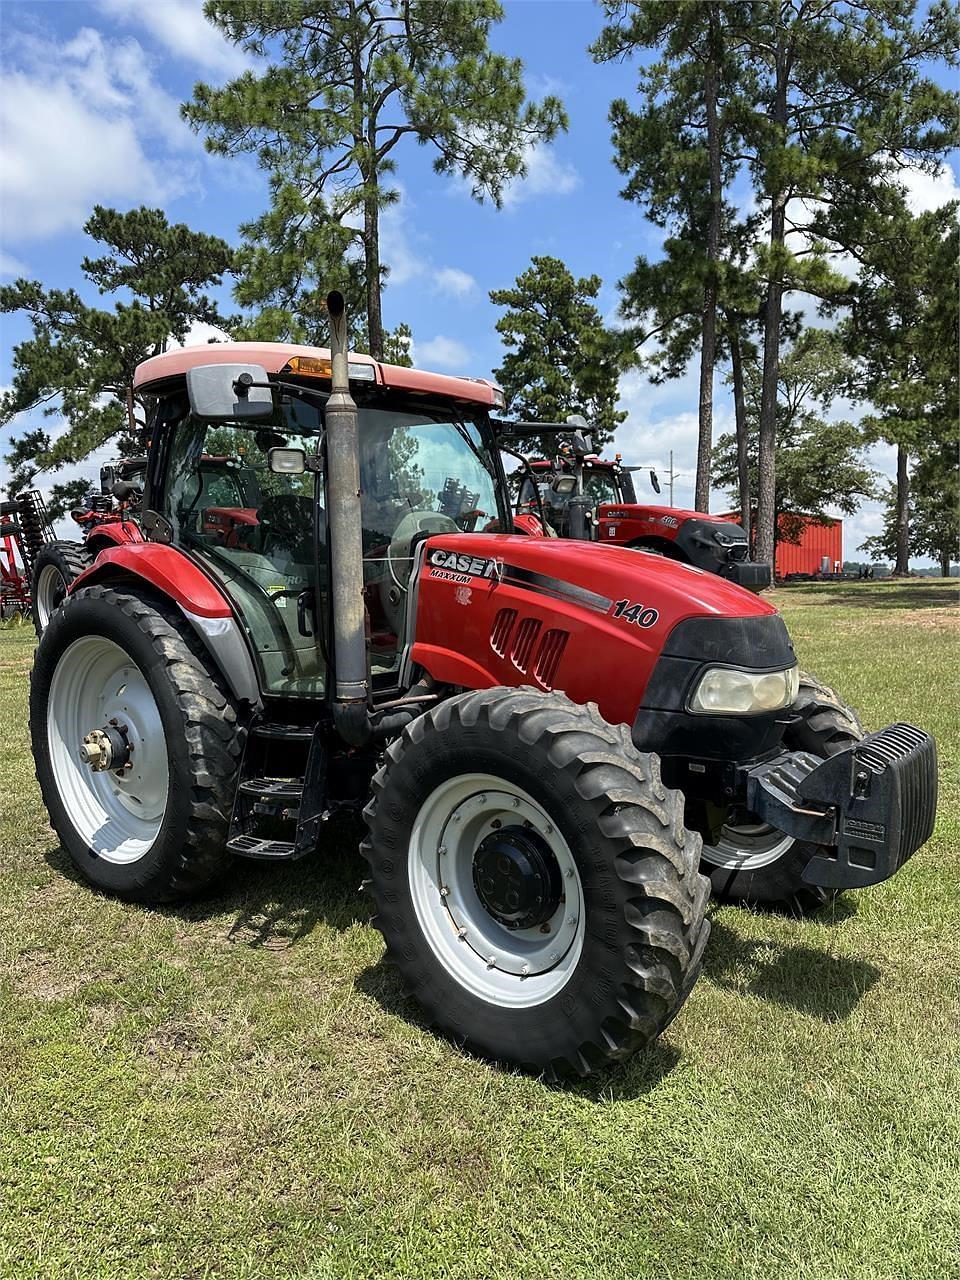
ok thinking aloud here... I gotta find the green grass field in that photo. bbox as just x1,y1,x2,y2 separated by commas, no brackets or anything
2,580,958,1280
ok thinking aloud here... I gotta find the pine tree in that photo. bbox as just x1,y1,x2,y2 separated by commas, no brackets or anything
712,329,876,551
845,202,958,574
1,206,235,514
593,1,752,511
185,0,565,358
489,256,627,452
728,0,958,568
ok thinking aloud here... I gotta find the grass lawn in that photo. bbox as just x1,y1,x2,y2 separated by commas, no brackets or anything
1,579,958,1279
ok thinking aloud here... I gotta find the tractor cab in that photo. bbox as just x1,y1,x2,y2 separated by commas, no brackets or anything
136,343,507,701
513,452,634,538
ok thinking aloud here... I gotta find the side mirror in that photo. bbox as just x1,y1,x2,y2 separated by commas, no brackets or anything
185,363,274,421
565,414,594,458
269,447,306,475
552,475,577,496
649,469,661,494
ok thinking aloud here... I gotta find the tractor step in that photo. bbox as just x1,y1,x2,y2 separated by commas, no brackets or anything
251,723,314,742
239,777,303,800
227,834,299,861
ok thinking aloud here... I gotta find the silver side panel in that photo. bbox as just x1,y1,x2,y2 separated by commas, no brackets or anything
182,608,262,708
398,539,429,691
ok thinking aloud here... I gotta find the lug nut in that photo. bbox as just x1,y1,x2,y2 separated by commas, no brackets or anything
520,964,529,977
457,926,467,940
438,845,447,856
486,955,496,969
439,886,449,897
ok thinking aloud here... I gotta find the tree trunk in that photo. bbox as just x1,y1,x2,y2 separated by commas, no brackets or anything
940,549,950,578
695,28,722,513
894,444,910,575
728,319,751,546
364,190,383,360
754,50,789,571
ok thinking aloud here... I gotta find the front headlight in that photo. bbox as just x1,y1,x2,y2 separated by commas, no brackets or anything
689,664,799,715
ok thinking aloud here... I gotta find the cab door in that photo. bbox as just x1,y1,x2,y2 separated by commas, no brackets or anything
159,403,328,699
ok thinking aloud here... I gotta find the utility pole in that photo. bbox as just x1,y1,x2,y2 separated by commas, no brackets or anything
669,450,675,507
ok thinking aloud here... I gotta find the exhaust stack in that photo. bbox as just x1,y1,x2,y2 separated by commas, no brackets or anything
325,291,371,746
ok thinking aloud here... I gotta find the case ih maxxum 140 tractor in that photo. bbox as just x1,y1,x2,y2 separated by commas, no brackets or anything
31,294,937,1078
507,435,771,591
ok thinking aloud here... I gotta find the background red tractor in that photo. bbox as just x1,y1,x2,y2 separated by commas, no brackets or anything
506,432,771,591
29,293,937,1078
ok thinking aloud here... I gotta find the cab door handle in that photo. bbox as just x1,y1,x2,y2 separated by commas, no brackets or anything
297,590,314,637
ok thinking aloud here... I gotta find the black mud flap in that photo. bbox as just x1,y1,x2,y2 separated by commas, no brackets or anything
744,723,938,890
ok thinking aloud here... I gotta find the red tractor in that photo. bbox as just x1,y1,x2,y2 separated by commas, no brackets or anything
507,434,770,591
29,293,937,1078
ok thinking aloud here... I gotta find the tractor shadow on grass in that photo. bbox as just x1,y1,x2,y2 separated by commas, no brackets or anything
354,955,684,1100
43,813,373,951
703,918,881,1021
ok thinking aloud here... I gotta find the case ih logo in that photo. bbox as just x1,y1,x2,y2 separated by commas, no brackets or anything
427,549,501,583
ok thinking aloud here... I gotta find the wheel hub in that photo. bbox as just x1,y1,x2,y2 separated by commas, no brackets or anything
79,720,132,774
472,826,562,930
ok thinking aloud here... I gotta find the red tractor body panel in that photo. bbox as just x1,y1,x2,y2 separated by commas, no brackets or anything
597,502,739,547
412,533,773,728
77,514,143,552
71,544,233,619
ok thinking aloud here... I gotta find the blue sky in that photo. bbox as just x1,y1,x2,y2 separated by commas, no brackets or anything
2,0,957,557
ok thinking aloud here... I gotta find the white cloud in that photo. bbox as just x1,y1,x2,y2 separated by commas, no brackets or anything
1,29,195,241
434,266,476,298
0,250,30,278
896,162,960,214
502,144,580,208
169,319,234,348
417,336,472,370
94,0,249,77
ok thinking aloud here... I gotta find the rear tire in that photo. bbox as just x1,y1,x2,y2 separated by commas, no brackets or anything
702,671,863,915
362,687,710,1079
30,584,242,902
32,540,93,636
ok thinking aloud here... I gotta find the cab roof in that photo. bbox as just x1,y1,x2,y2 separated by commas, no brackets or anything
133,340,503,408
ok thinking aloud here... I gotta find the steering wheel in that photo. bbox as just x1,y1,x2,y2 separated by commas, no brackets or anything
381,509,458,633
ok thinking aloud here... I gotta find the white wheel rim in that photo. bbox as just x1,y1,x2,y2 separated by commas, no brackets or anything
700,819,794,871
35,563,67,629
408,773,585,1008
47,636,168,864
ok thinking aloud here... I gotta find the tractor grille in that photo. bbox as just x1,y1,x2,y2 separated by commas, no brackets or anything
490,608,517,657
510,617,541,672
532,629,568,690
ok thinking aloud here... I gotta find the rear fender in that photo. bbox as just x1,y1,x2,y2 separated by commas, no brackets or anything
69,544,261,707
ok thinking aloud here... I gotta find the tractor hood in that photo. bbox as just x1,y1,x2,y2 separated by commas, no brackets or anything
410,533,789,732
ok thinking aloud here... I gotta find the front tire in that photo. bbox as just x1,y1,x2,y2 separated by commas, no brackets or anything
702,672,863,915
30,584,242,901
32,540,93,636
363,687,710,1079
